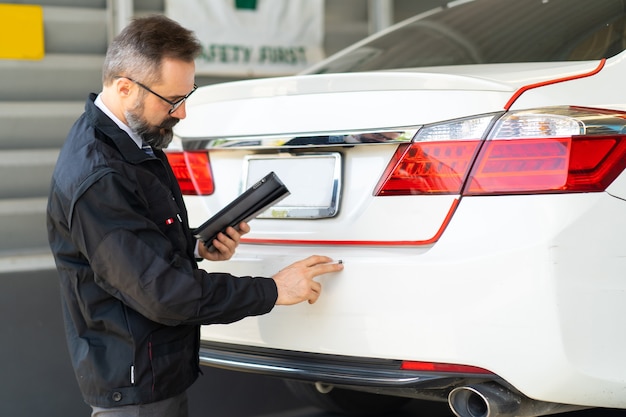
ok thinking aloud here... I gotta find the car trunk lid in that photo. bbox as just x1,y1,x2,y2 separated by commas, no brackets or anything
171,62,609,246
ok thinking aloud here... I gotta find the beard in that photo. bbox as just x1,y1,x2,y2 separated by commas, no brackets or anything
125,100,179,150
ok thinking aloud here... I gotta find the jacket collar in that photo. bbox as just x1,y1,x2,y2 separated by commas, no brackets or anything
85,93,155,164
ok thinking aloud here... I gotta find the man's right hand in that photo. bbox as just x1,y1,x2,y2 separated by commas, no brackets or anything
273,255,343,305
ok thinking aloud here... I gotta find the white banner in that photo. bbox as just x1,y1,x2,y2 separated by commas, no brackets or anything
165,0,325,77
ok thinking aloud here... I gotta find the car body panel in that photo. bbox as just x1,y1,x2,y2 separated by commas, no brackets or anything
198,191,626,407
178,59,621,245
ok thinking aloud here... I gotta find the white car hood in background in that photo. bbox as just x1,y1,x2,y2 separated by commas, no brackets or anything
175,60,604,139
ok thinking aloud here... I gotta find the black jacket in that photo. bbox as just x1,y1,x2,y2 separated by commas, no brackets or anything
47,94,278,407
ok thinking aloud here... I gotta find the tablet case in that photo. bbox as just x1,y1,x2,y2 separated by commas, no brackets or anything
193,171,290,247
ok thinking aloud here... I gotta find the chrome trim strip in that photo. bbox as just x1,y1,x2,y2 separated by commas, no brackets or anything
181,127,420,150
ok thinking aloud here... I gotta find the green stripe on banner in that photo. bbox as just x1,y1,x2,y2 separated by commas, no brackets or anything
235,0,257,10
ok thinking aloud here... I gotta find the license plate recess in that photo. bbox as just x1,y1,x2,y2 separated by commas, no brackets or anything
244,153,341,219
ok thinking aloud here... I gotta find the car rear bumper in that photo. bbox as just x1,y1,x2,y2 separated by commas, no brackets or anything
198,341,498,402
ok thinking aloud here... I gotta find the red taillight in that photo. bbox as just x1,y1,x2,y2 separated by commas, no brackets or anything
165,151,214,195
465,135,626,194
375,108,626,196
401,360,493,375
374,141,482,195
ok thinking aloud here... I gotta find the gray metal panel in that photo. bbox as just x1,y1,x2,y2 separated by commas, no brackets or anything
0,101,82,149
0,54,103,101
0,149,58,199
0,197,48,251
44,6,109,54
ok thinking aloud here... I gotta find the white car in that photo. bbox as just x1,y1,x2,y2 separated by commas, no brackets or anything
169,0,626,416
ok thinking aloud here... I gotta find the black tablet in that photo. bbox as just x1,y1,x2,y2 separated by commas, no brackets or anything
193,171,290,248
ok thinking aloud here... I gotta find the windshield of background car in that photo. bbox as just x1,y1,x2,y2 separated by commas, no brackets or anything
309,0,626,74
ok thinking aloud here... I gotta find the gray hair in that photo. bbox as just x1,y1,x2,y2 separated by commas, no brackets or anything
102,15,202,85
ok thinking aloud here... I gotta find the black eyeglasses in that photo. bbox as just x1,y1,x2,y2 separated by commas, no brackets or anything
118,76,197,114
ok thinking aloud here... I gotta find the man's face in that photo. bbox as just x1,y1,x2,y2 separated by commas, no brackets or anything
125,58,196,150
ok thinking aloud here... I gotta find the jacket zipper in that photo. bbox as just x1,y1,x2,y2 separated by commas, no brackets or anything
120,303,136,387
149,338,155,393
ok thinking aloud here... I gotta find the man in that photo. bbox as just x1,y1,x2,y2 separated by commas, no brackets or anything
46,15,343,417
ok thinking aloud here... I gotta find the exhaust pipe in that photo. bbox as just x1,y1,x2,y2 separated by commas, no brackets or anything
448,382,587,417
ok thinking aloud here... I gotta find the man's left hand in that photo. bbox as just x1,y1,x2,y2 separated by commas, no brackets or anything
198,221,250,261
